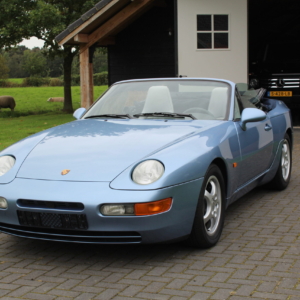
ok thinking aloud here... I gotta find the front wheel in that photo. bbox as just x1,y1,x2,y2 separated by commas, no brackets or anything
188,164,225,248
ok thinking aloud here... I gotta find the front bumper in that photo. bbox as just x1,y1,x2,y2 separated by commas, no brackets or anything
0,178,202,244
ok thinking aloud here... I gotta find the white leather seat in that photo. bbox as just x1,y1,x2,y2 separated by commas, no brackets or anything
142,86,174,113
208,87,228,119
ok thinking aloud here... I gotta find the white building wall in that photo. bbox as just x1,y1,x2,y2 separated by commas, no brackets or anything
177,0,248,83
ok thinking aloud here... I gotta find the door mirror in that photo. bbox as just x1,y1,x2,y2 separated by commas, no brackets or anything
73,107,86,120
240,108,266,130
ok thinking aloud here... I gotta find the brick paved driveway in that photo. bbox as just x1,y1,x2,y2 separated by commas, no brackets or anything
1,130,300,300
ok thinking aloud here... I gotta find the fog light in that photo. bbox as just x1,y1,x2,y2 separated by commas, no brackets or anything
100,204,134,216
0,197,8,209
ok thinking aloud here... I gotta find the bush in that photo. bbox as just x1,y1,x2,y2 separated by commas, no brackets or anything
0,80,20,88
71,74,80,86
93,72,108,85
49,78,64,86
70,72,108,86
22,77,51,87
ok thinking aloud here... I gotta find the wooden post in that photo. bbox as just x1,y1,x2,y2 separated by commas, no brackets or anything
80,45,93,108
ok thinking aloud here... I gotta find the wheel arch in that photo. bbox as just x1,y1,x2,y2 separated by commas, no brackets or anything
286,128,293,149
211,158,228,198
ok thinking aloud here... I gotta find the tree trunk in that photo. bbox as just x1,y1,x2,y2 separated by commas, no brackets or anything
62,47,74,113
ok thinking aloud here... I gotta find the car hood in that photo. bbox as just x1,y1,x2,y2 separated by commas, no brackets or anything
16,119,217,182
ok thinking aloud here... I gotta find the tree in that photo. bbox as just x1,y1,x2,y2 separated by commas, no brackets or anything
0,0,37,49
3,46,30,78
28,0,100,112
0,54,10,79
22,48,47,77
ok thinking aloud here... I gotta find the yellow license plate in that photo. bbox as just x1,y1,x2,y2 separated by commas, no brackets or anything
269,91,293,97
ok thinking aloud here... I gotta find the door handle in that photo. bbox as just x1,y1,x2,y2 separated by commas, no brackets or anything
264,124,272,131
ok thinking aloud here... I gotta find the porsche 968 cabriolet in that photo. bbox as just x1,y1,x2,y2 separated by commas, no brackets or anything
0,78,292,248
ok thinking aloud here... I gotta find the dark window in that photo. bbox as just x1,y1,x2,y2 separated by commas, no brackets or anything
214,33,229,48
197,15,211,31
214,15,228,31
197,33,212,49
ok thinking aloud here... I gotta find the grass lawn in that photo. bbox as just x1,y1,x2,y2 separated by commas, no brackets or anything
0,85,108,151
0,86,107,117
0,114,75,151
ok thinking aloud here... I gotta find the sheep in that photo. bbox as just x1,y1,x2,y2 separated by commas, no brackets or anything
47,97,64,102
0,96,16,111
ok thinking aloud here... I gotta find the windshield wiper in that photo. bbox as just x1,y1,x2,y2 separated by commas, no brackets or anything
85,114,132,119
133,112,196,120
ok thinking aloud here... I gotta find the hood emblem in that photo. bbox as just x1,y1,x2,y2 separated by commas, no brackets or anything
61,169,71,175
276,78,285,88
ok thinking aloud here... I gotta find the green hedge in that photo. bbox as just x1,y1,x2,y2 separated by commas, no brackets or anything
71,72,108,86
1,72,108,88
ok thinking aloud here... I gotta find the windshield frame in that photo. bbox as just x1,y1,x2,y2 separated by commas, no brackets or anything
82,78,233,121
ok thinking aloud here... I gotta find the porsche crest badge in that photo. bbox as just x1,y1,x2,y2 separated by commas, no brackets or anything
61,169,71,175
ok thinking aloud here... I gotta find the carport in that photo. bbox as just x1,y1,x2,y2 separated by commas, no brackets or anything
56,0,299,124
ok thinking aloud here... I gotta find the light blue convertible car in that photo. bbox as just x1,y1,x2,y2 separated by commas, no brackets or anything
0,78,292,248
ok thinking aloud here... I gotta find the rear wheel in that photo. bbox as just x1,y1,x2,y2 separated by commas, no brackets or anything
268,134,292,190
188,164,225,248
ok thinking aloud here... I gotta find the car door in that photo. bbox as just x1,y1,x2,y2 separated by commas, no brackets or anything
234,88,274,187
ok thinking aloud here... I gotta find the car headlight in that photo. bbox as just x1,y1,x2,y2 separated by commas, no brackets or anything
132,160,164,185
0,156,16,176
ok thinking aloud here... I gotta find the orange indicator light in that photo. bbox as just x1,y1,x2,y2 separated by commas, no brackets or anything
233,163,238,168
135,198,172,216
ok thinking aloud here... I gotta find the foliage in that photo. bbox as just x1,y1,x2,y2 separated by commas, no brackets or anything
93,48,108,73
22,49,48,77
27,0,101,112
22,77,50,87
49,78,64,86
1,46,107,81
0,80,20,88
70,72,108,86
94,72,108,86
0,0,37,48
0,54,9,79
1,46,29,78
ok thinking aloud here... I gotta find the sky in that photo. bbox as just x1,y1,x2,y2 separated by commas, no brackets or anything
19,37,45,49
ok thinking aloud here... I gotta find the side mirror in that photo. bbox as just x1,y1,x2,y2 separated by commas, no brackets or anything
240,108,266,131
73,107,86,120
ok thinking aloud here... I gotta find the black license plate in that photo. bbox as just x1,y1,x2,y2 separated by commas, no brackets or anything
17,211,88,230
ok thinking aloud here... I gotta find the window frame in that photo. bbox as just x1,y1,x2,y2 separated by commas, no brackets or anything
196,14,230,51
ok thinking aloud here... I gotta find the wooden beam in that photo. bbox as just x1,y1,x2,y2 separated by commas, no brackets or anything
80,45,93,109
74,34,89,43
58,0,122,46
80,0,155,53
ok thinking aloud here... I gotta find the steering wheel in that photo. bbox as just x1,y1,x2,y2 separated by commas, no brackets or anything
183,108,215,119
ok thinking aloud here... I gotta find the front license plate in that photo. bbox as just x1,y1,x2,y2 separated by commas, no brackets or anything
269,91,293,97
17,210,88,230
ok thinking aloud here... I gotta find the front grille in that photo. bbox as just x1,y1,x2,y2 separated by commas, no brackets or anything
0,222,141,244
17,199,84,211
17,210,88,230
259,74,300,89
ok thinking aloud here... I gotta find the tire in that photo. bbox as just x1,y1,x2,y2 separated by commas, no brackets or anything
268,134,292,190
187,164,225,248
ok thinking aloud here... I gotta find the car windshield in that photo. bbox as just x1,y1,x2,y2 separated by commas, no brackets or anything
84,80,231,120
